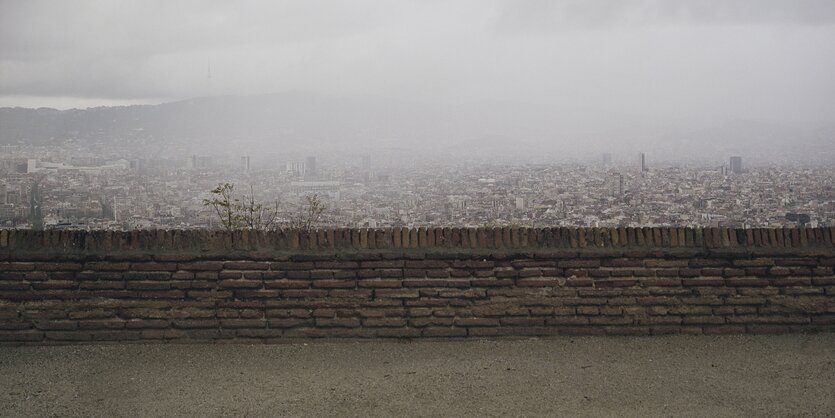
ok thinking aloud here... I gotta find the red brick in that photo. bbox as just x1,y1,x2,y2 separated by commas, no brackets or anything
218,279,261,289
516,278,561,287
454,318,499,327
360,260,403,269
223,261,270,270
127,281,171,290
682,277,724,286
34,320,78,330
410,317,455,327
36,262,83,271
725,278,770,287
271,261,315,270
0,281,32,290
220,319,267,328
689,259,730,268
644,259,689,268
358,279,401,288
264,280,309,289
682,315,725,325
732,258,775,267
594,279,638,288
125,319,169,329
188,290,233,299
178,261,225,271
309,270,334,279
363,318,406,327
565,278,594,287
374,289,419,298
774,258,817,267
642,278,681,286
768,267,791,276
558,260,600,268
85,262,130,271
312,280,355,289
405,260,449,269
131,263,178,271
315,261,360,269
603,258,644,268
0,330,43,341
281,289,328,298
172,319,220,329
316,318,360,328
286,271,311,279
328,289,372,299
44,331,92,341
268,319,313,328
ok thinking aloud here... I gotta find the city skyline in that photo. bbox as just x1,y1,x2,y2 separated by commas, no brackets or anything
2,142,831,230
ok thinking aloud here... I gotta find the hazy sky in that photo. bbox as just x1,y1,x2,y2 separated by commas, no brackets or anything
2,0,834,126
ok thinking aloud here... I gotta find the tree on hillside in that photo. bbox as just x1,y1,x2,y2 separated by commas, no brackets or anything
240,185,279,230
289,194,326,231
203,183,280,231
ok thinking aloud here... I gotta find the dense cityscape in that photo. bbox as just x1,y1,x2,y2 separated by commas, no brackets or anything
1,143,831,230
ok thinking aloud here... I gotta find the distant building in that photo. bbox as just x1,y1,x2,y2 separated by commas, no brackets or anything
730,156,743,174
286,161,306,177
129,159,145,172
305,156,317,179
515,197,525,210
240,156,250,172
639,153,647,172
602,153,612,165
618,174,624,196
290,181,340,200
187,155,213,169
197,156,213,169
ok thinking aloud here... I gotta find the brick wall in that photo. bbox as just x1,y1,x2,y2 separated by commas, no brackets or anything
1,227,833,344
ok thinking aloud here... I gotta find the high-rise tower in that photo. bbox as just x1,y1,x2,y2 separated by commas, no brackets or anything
305,156,317,180
730,156,743,174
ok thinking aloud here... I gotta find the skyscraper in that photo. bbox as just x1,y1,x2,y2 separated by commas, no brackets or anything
240,156,250,172
306,156,317,179
602,153,612,165
730,156,743,174
361,154,374,182
639,153,647,172
618,174,624,196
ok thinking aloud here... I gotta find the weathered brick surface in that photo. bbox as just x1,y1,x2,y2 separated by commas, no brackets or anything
0,227,833,343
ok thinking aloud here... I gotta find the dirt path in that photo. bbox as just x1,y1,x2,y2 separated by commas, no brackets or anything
1,334,833,417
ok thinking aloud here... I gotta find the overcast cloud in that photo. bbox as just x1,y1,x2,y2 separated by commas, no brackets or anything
1,0,834,126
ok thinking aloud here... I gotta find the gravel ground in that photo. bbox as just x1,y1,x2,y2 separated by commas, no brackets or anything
0,334,833,417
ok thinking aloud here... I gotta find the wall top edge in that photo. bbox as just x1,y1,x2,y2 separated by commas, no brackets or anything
0,227,832,254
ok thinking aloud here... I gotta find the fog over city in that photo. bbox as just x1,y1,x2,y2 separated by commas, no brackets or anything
0,1,833,230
